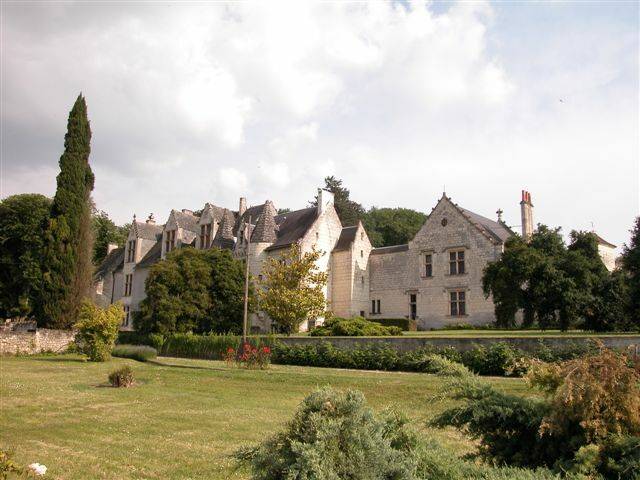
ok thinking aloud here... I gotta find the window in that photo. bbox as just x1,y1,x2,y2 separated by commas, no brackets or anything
361,275,365,286
360,310,365,317
450,291,466,316
371,299,381,314
95,280,104,295
200,223,212,248
123,306,130,327
360,250,364,258
165,230,176,253
126,240,136,263
424,254,433,277
449,250,465,275
360,232,364,241
409,293,417,320
124,274,133,297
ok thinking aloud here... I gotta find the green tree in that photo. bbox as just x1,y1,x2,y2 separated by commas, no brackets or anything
258,244,328,334
41,94,95,328
362,207,426,247
311,176,364,226
135,248,250,335
0,194,52,321
92,209,129,264
621,217,640,325
74,299,123,362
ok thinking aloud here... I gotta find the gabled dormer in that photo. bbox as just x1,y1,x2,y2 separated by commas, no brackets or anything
126,213,164,264
197,203,225,249
162,209,199,258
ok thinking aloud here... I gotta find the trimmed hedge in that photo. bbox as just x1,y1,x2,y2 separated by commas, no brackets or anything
373,318,417,331
112,344,157,362
161,333,277,360
310,317,402,337
272,340,600,377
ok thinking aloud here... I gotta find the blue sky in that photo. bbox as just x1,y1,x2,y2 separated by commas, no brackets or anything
1,1,638,249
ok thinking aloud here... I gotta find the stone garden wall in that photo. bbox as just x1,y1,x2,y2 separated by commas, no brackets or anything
0,329,76,355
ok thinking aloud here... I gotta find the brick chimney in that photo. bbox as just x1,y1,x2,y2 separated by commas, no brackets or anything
239,197,247,216
520,190,534,240
317,188,335,215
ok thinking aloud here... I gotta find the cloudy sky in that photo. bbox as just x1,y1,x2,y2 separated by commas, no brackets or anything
1,1,638,249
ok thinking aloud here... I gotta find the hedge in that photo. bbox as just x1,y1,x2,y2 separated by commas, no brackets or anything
160,333,277,360
112,344,157,362
372,318,417,331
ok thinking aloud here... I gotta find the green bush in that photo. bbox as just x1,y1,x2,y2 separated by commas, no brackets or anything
108,365,135,387
235,387,420,479
403,353,470,377
310,316,402,336
373,318,417,331
460,342,520,376
116,331,153,346
74,300,123,362
112,344,157,362
598,435,640,479
161,333,276,360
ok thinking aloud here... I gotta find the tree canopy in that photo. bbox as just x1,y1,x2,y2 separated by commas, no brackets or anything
135,247,251,335
362,207,426,247
41,94,95,328
311,176,365,227
483,227,633,331
620,216,640,324
258,244,328,334
92,209,129,265
0,194,52,321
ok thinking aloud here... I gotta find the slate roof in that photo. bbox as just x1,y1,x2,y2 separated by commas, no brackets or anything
133,221,164,241
251,201,278,243
333,226,358,252
266,207,318,251
95,247,125,279
370,244,409,255
234,203,267,235
594,233,616,248
137,241,162,268
171,210,200,233
212,209,236,250
457,206,514,244
199,203,226,225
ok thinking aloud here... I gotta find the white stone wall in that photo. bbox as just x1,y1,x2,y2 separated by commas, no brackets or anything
598,244,617,272
369,197,502,329
0,329,76,355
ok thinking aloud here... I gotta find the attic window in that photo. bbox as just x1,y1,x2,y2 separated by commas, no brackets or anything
316,232,319,241
441,218,448,227
360,232,364,241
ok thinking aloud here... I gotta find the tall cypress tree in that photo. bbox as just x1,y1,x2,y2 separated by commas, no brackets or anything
42,94,95,328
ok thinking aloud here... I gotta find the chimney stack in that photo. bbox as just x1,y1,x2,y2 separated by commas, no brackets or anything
239,197,247,216
146,213,155,225
316,188,335,215
520,190,534,240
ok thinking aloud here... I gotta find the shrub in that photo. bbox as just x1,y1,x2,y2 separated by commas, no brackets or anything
235,387,420,479
237,343,271,369
310,316,402,336
116,331,153,346
598,435,640,479
112,344,157,362
403,354,470,377
373,318,417,331
460,342,520,376
74,300,122,362
108,365,134,387
160,333,276,360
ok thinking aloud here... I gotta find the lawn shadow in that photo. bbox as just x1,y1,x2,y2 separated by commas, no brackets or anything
31,356,87,363
147,359,229,373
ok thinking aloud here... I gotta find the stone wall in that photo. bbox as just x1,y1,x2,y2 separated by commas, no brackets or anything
279,335,640,354
0,329,76,355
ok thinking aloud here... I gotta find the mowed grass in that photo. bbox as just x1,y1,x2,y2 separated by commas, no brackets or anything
2,355,533,480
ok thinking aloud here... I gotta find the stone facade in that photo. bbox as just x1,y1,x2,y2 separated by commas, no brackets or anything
0,328,76,355
94,187,617,332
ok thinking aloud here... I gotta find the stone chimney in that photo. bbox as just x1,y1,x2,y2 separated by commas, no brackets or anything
239,197,247,216
181,209,193,215
520,190,534,240
146,213,155,224
107,243,119,254
317,188,335,215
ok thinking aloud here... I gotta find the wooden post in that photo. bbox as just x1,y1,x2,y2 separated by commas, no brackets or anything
242,216,251,344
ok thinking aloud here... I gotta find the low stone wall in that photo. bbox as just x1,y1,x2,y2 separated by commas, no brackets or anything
279,335,640,354
0,329,76,355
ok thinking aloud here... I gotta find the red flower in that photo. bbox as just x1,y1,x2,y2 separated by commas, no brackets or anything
262,346,271,354
227,347,235,353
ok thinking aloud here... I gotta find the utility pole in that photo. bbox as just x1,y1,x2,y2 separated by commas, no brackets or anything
242,216,251,344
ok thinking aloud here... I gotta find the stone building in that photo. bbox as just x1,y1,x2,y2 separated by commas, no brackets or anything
94,187,616,332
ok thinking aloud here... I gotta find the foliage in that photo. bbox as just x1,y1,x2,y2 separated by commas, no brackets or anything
41,94,95,329
135,248,251,335
111,344,157,362
597,435,640,479
0,194,51,322
108,365,135,388
237,343,271,369
527,348,640,444
74,300,122,362
483,227,628,331
235,387,420,480
92,209,128,265
362,207,427,248
460,342,524,377
372,318,417,331
160,333,276,360
620,216,640,328
434,347,640,475
310,316,402,336
311,176,365,226
258,244,328,334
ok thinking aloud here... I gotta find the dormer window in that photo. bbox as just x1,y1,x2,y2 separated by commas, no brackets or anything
200,224,212,248
165,230,176,253
126,240,136,263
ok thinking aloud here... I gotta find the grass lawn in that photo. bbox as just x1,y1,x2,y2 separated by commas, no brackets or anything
1,355,533,480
